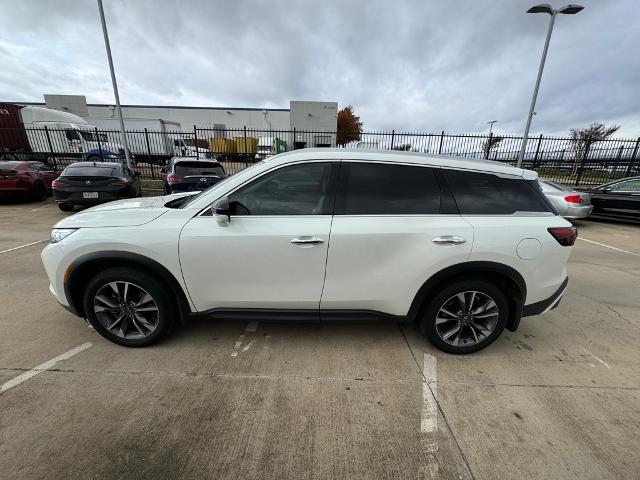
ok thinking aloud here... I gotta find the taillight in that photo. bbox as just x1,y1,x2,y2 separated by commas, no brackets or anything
110,180,129,188
564,194,582,204
548,227,577,247
52,179,68,188
166,174,185,184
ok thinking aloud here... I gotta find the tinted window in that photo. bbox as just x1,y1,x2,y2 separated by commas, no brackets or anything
608,179,640,192
229,163,335,216
63,165,122,177
340,163,440,215
174,162,224,176
444,170,552,215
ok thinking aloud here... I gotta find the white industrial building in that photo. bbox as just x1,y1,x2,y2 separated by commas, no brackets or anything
15,94,337,133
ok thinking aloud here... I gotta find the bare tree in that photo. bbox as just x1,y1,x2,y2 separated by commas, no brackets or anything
569,123,619,175
482,135,503,159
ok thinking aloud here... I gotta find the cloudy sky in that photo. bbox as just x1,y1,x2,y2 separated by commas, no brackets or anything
1,0,638,137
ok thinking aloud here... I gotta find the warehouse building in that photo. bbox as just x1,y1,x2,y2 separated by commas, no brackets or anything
13,95,337,133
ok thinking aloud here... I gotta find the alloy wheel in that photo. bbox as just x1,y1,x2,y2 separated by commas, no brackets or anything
435,291,499,347
93,281,159,339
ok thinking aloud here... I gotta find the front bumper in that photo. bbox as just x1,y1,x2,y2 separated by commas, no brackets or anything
522,277,568,317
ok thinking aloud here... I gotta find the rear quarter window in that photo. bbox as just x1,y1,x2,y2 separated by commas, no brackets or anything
443,169,552,215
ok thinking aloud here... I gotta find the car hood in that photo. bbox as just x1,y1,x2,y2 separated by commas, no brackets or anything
54,192,197,228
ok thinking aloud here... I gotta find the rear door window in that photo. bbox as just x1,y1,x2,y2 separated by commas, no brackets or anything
336,162,441,215
443,169,552,214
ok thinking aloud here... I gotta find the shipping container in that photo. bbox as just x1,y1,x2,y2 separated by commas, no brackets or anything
210,138,237,154
0,103,30,152
234,136,258,154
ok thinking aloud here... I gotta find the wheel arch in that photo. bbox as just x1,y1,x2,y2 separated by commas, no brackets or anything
64,251,192,324
407,261,527,332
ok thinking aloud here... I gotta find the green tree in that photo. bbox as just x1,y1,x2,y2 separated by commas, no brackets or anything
336,106,363,146
482,135,504,158
569,123,620,175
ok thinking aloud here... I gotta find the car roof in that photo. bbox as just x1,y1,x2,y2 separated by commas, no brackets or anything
0,161,25,168
171,157,220,164
264,148,535,179
66,162,122,168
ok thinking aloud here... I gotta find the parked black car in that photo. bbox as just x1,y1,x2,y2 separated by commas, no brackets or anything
162,157,227,194
583,176,640,221
52,162,142,211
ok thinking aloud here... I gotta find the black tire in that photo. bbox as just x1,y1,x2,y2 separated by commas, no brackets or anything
419,278,509,354
58,203,74,211
83,267,176,347
32,182,47,201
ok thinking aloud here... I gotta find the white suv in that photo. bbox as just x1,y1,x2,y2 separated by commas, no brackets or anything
42,149,576,354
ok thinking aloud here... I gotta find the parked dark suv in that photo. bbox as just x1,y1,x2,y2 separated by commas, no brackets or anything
162,157,227,194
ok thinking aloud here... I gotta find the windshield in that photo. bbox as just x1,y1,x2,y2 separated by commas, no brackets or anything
174,162,224,176
79,131,109,143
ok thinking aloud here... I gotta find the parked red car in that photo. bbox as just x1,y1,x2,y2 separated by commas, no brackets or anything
0,160,58,201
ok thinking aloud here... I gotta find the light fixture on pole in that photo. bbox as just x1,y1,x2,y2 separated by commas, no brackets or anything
516,3,584,168
97,0,132,169
487,120,498,137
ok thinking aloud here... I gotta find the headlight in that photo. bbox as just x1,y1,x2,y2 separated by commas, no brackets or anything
51,228,78,244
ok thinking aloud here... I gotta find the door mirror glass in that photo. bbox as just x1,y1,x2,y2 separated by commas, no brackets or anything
213,196,230,224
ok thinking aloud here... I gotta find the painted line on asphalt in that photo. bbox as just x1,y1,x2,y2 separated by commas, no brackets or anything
0,342,93,394
231,334,246,357
578,237,639,256
0,239,48,255
30,203,52,212
580,346,611,369
245,320,259,332
421,353,438,433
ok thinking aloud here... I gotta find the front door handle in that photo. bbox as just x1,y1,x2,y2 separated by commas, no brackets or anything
291,236,324,246
432,235,466,245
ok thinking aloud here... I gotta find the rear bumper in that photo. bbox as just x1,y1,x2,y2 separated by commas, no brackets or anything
563,204,593,219
522,276,568,317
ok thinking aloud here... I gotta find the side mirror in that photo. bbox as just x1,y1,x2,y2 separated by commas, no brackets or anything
601,187,612,193
213,197,230,225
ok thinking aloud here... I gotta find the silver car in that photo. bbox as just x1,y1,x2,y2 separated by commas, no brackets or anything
539,180,593,219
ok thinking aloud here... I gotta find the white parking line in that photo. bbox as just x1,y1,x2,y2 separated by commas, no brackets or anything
245,321,259,332
30,203,52,212
580,346,611,369
578,237,639,256
0,240,48,255
421,353,438,433
0,342,93,394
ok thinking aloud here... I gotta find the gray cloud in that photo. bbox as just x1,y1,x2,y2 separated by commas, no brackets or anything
0,0,638,137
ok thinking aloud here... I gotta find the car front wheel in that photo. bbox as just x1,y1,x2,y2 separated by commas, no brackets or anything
83,267,175,347
419,278,508,354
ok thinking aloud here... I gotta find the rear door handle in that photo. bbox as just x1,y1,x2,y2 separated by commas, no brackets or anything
291,236,324,246
432,236,466,245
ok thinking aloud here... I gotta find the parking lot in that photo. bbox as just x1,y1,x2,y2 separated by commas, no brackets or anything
1,197,639,480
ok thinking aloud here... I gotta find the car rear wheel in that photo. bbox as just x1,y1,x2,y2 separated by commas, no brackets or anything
58,203,74,211
83,267,175,347
419,278,508,354
32,182,47,201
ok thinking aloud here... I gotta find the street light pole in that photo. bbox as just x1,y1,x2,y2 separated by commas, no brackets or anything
97,0,132,169
487,120,498,137
517,4,584,168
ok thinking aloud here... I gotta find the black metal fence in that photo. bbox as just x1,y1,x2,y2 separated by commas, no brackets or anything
1,126,639,186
